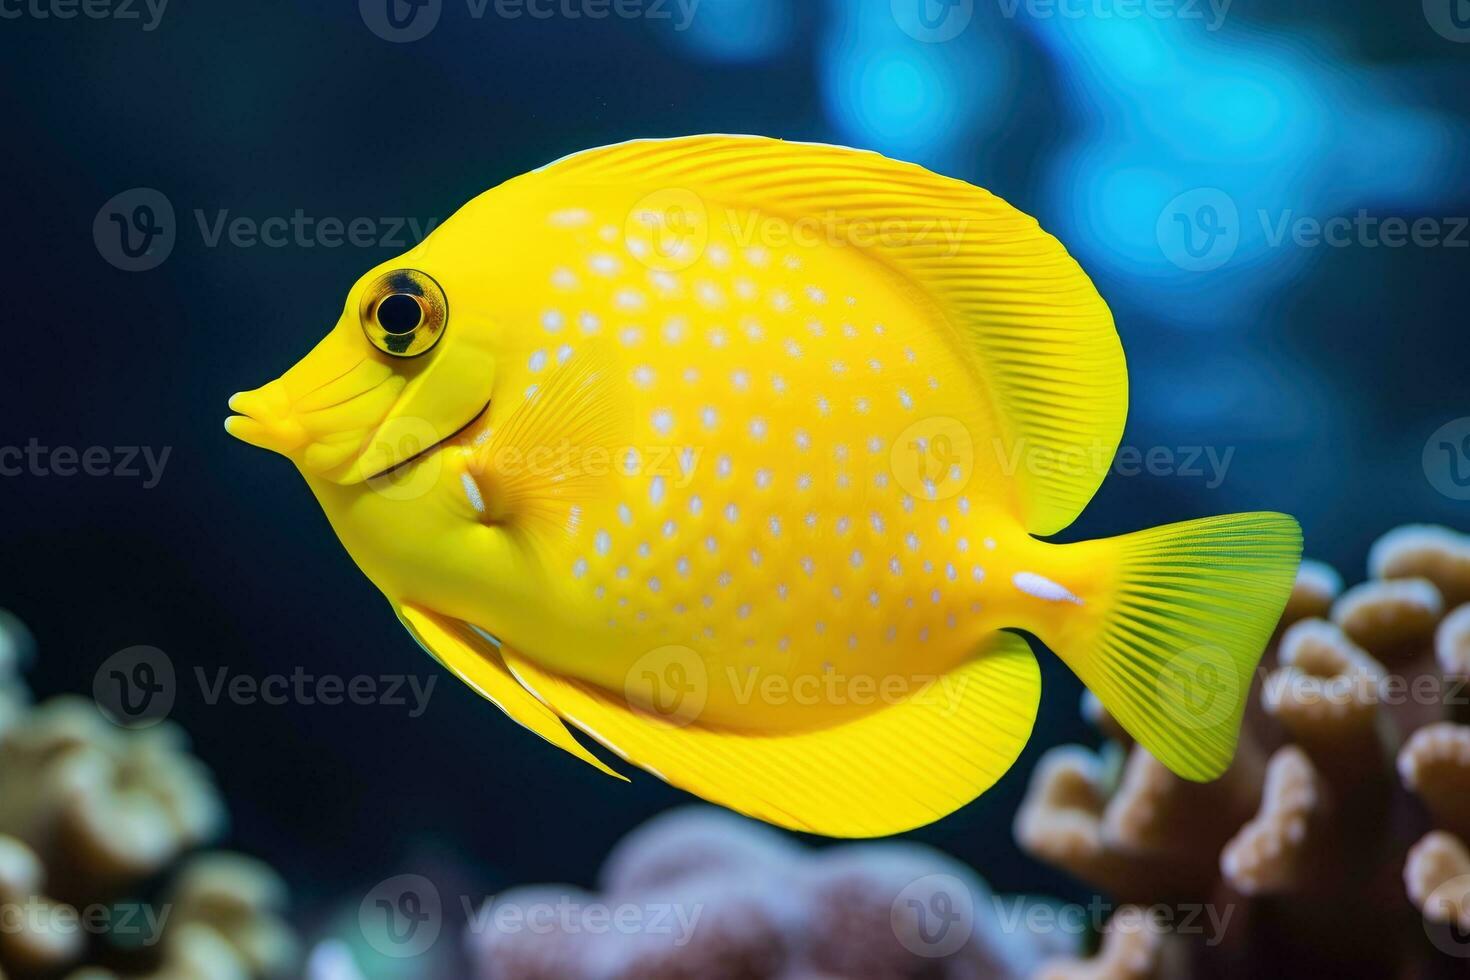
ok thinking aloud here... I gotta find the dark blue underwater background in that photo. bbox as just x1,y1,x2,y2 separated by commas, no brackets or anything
1,0,1467,954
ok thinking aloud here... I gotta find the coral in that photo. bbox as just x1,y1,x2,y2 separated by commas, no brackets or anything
1016,524,1470,977
0,613,297,980
466,806,1074,979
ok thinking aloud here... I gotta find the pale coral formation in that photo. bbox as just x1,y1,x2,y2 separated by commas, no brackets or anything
0,613,296,980
1016,524,1470,977
468,806,1073,979
1035,905,1187,980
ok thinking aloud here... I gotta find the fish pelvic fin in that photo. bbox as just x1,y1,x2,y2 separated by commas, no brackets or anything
397,605,627,781
500,633,1039,838
1028,513,1302,781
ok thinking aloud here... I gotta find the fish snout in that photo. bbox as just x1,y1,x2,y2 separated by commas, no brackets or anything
225,380,309,456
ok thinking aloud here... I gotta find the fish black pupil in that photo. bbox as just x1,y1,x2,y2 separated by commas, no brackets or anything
377,293,422,335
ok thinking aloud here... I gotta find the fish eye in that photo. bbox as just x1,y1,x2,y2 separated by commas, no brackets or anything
360,269,448,357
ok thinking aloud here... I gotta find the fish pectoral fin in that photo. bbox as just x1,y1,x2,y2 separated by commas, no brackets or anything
396,605,627,781
500,633,1040,838
464,345,629,527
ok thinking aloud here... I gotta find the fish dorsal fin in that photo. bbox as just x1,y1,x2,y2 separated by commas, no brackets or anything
499,632,1040,837
536,135,1127,535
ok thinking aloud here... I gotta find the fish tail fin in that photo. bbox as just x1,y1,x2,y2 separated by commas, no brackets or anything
1036,513,1301,780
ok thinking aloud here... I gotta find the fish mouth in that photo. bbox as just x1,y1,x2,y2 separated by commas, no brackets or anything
361,397,492,482
226,382,491,486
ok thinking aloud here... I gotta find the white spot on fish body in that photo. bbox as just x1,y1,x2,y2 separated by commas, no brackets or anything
549,208,591,227
1013,571,1084,605
461,473,484,514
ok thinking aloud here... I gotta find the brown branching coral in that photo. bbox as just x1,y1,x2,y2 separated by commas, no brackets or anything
0,613,297,980
1016,524,1470,978
467,806,1074,979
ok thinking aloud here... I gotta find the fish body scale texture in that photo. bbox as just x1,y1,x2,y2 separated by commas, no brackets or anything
478,203,1020,729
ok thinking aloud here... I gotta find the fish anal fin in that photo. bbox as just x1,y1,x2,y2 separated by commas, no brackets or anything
501,632,1040,837
397,604,626,780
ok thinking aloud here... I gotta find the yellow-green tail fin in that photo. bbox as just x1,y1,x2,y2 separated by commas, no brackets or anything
1047,513,1302,781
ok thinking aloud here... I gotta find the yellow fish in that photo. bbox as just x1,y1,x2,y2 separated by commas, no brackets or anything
226,136,1301,837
